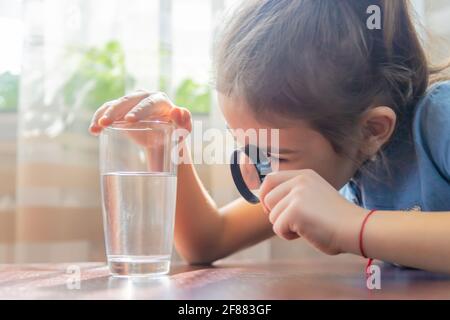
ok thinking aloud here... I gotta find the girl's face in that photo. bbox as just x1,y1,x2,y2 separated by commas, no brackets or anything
219,94,361,190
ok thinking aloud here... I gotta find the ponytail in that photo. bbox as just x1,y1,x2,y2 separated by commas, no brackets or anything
380,0,429,109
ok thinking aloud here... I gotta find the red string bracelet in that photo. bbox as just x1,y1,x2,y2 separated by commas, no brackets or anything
358,209,377,276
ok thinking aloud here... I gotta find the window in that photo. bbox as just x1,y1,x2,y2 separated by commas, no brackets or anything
0,15,22,113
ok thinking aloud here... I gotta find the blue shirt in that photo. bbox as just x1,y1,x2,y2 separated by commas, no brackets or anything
340,81,450,212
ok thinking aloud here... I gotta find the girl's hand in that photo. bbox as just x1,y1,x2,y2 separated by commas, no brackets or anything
259,169,367,255
89,90,192,135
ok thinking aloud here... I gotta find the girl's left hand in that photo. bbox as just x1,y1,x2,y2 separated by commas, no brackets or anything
259,169,367,255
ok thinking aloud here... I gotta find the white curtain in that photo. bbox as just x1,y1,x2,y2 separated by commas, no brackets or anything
1,0,227,263
15,0,159,262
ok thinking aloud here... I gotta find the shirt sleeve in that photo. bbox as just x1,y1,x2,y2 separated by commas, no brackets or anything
414,81,450,181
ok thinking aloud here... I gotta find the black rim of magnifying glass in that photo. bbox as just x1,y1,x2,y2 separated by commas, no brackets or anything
230,144,272,204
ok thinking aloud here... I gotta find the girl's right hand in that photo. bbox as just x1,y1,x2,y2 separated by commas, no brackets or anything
88,90,192,136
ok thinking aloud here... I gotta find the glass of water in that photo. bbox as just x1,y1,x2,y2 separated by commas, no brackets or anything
99,120,178,277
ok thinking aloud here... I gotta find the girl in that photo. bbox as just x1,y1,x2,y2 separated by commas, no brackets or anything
89,0,450,273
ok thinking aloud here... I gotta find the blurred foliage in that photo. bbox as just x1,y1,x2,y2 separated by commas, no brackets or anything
160,42,211,114
63,39,210,114
63,40,134,111
2,40,211,115
0,72,19,112
174,78,211,114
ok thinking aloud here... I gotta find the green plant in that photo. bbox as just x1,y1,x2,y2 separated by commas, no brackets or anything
0,72,19,112
62,40,210,114
174,78,211,114
63,40,134,111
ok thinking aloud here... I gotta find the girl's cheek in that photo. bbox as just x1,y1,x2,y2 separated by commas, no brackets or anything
275,159,302,171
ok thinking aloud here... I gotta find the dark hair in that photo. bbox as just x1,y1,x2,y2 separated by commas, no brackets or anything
214,0,448,165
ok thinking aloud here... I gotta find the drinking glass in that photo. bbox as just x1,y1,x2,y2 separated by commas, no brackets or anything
99,120,177,277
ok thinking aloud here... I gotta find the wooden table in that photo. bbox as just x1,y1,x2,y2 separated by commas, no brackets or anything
1,255,450,299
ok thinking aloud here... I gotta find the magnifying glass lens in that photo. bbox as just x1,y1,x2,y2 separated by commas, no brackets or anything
230,145,272,204
239,152,262,192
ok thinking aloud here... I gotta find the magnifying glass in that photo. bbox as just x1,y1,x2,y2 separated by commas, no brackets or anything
230,144,272,204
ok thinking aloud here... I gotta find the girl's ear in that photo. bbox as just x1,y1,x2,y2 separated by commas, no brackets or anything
360,106,397,157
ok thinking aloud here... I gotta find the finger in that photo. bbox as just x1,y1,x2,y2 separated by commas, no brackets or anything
281,231,300,240
272,206,301,240
169,108,183,128
177,107,192,132
268,194,291,224
263,177,297,211
282,231,300,240
168,108,183,127
100,90,150,126
259,171,301,208
124,92,172,122
167,107,192,132
89,101,114,135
